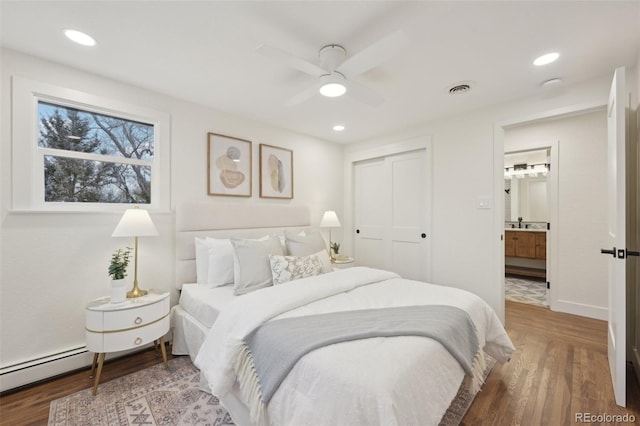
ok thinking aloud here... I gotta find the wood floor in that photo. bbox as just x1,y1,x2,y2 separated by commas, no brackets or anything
463,301,640,425
1,300,638,425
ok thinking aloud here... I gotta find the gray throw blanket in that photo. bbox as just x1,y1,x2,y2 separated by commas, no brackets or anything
242,305,485,408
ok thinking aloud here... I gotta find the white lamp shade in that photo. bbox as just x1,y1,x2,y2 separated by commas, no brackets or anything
320,210,341,228
112,208,158,237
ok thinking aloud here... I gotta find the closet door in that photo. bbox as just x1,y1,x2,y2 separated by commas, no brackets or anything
354,149,430,281
354,157,387,270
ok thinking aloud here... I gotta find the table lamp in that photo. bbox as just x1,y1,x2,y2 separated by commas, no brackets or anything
320,210,341,262
112,207,158,298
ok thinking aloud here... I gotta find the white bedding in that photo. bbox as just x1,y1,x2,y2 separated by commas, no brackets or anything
195,267,515,426
179,283,237,327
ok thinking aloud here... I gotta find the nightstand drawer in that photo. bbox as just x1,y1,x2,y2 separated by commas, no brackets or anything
101,314,170,352
102,297,169,332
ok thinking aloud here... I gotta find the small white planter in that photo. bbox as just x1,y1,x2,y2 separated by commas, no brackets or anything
110,278,128,303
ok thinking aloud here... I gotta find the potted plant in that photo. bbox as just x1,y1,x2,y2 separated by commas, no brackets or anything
108,247,131,302
330,242,340,256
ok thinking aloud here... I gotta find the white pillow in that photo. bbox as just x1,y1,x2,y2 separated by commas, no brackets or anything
206,239,235,287
195,237,211,285
195,237,235,287
231,235,284,295
313,249,333,274
269,253,325,285
284,230,326,256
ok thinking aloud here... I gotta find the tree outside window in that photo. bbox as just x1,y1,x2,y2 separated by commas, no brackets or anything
38,102,154,204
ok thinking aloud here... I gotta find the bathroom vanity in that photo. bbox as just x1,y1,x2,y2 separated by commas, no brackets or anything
504,229,546,278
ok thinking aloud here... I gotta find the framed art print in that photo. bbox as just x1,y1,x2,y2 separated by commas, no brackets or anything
259,144,293,199
207,133,252,197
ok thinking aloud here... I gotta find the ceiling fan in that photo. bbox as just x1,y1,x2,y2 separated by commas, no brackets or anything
257,30,410,107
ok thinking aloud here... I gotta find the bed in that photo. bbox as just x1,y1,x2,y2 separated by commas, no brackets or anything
172,202,515,426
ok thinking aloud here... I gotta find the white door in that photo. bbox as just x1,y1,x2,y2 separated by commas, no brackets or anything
603,66,627,407
354,149,430,281
354,157,387,269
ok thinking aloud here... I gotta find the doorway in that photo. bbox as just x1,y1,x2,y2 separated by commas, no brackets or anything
504,148,551,307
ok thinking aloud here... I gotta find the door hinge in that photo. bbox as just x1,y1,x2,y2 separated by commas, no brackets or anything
547,281,550,289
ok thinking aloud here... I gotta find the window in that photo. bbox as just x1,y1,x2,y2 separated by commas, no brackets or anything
11,77,170,211
38,102,154,204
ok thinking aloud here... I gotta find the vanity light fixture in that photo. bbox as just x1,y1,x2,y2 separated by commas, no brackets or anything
533,52,559,66
504,163,549,179
64,29,96,46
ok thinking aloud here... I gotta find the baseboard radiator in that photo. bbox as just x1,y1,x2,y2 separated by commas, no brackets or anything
0,346,93,393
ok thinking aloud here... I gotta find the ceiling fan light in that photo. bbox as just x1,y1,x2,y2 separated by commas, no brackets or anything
319,82,347,97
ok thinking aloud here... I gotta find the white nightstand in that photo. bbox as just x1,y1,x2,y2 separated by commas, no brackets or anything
332,257,355,270
85,291,170,394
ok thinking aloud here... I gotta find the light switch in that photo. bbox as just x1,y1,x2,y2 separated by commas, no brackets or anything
477,197,493,209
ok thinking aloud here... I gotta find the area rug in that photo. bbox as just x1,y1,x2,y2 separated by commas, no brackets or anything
49,354,495,425
505,276,548,306
48,357,233,426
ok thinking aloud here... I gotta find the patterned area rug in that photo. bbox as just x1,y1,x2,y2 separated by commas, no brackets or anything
48,357,233,426
505,276,548,306
49,354,495,425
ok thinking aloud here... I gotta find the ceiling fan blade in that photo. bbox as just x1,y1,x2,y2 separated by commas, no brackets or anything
336,30,410,76
284,85,318,107
257,44,327,77
347,80,384,107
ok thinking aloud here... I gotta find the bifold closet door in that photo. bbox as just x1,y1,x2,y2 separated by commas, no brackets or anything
353,149,430,281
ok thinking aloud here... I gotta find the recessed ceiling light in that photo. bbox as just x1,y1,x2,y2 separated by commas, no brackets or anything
333,125,345,131
533,52,559,66
64,29,96,46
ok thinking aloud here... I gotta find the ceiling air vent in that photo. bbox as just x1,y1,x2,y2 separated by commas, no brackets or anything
448,83,471,95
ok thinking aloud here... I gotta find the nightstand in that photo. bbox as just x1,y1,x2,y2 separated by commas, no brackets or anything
85,291,170,394
332,257,355,270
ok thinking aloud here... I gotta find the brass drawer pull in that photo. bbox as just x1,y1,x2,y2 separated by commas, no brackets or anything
134,337,142,345
134,317,142,325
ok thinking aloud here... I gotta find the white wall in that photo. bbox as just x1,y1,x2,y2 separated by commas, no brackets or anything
0,48,344,390
504,110,608,318
345,75,613,322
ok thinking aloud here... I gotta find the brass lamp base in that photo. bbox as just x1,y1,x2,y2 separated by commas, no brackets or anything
127,282,147,298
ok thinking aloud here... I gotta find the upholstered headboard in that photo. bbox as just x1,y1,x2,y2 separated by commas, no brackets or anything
175,202,311,289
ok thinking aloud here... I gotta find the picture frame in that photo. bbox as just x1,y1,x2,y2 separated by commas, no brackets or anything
207,132,252,197
259,144,293,199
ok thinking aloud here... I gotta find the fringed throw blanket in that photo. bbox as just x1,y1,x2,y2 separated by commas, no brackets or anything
237,305,486,425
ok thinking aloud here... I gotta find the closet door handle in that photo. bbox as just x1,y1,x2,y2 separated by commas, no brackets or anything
356,229,360,234
421,233,426,239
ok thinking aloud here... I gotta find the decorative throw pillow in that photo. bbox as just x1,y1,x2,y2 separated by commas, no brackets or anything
269,253,325,285
284,230,326,256
231,235,284,295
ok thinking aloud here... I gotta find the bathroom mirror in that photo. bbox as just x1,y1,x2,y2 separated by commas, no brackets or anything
504,149,549,223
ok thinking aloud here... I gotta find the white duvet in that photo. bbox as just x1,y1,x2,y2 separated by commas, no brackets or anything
195,267,515,426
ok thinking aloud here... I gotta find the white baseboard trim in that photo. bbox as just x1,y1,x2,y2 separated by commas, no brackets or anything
551,299,607,321
0,346,93,393
0,342,162,393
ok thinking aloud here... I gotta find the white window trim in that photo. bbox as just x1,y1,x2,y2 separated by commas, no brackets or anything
11,76,170,212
